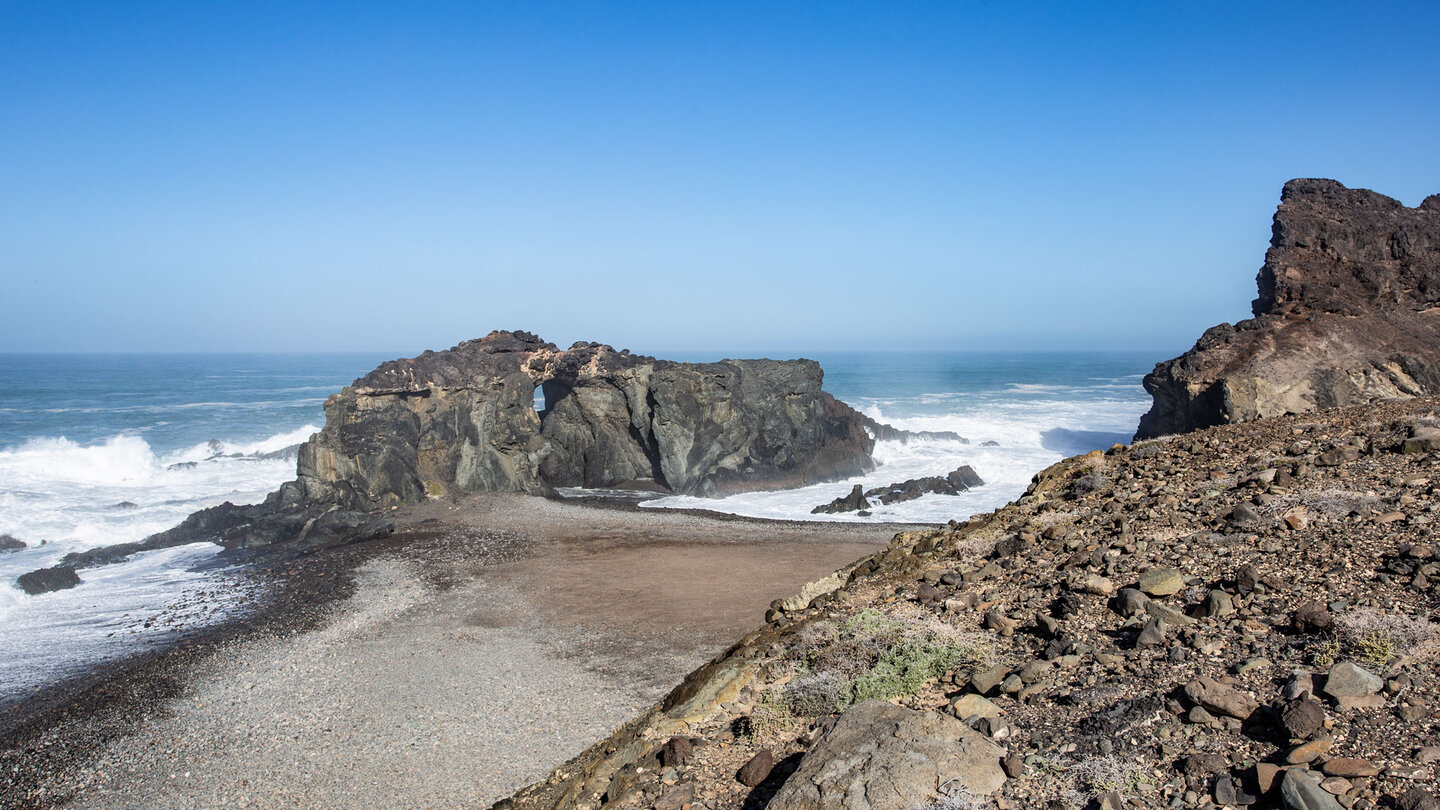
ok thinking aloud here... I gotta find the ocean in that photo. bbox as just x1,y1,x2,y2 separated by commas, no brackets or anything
0,349,1161,699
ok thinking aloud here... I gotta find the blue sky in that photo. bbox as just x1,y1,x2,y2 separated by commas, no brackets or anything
2,1,1437,355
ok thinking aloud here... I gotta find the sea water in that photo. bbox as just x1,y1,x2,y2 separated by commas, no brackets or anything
0,353,390,698
0,349,1162,699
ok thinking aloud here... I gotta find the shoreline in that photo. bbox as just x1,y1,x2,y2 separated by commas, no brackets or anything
0,492,925,808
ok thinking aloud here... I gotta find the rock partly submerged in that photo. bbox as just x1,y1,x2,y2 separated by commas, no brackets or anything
811,466,986,514
1137,179,1440,439
16,566,81,595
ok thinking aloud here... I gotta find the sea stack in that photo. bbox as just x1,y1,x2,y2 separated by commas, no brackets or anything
1136,179,1440,439
280,331,879,508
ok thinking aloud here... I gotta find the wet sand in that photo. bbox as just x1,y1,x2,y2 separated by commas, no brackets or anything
0,494,918,809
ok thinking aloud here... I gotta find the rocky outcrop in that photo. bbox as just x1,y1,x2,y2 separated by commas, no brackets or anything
1136,179,1440,439
281,331,880,508
811,466,986,514
0,535,26,552
58,501,395,569
16,566,81,595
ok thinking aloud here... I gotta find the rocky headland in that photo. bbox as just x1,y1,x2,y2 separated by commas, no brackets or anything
1138,180,1440,440
490,181,1439,810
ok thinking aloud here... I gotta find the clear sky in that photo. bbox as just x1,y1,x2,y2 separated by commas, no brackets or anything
2,1,1437,355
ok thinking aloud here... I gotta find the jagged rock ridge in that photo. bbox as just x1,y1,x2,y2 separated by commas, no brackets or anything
282,331,881,508
1136,179,1440,439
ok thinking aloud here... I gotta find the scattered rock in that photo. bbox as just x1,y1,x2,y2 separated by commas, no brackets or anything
1320,757,1378,777
1287,737,1334,765
950,694,1002,720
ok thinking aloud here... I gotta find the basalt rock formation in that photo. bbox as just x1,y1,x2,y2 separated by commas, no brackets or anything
811,466,986,514
279,331,880,509
1136,179,1440,440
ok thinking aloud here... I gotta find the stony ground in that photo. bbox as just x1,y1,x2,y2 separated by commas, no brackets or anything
1,497,904,809
529,399,1440,810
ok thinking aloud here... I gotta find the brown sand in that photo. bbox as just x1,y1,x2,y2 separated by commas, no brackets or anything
4,494,914,809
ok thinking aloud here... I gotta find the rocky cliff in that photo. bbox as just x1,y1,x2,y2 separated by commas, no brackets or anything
1136,179,1440,440
280,331,879,508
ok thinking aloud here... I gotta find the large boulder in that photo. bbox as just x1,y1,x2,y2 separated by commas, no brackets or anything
767,701,1006,810
1137,179,1440,439
288,331,882,507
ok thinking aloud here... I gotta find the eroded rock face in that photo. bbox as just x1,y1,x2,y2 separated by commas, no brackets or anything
285,331,878,508
1136,179,1440,439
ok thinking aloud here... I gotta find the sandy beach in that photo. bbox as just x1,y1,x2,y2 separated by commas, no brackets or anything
1,495,916,809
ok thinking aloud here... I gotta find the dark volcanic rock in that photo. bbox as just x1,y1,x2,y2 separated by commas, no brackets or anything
863,466,985,507
812,484,871,515
1137,179,1440,439
16,566,81,595
0,534,26,552
813,466,986,513
288,331,880,507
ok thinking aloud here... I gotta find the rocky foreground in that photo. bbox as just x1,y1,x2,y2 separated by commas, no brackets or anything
497,398,1440,810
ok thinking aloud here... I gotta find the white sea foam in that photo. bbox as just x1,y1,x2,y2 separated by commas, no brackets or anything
0,427,314,694
642,392,1147,524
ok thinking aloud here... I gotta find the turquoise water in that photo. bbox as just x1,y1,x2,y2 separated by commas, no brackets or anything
0,348,1164,695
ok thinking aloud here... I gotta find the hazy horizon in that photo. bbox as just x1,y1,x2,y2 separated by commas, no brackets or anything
4,2,1437,353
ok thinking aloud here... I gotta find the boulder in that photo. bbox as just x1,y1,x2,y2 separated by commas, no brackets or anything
736,750,775,787
1136,179,1440,440
1402,425,1440,454
1185,676,1259,720
767,701,1006,810
16,566,82,595
0,534,26,551
1322,662,1383,699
